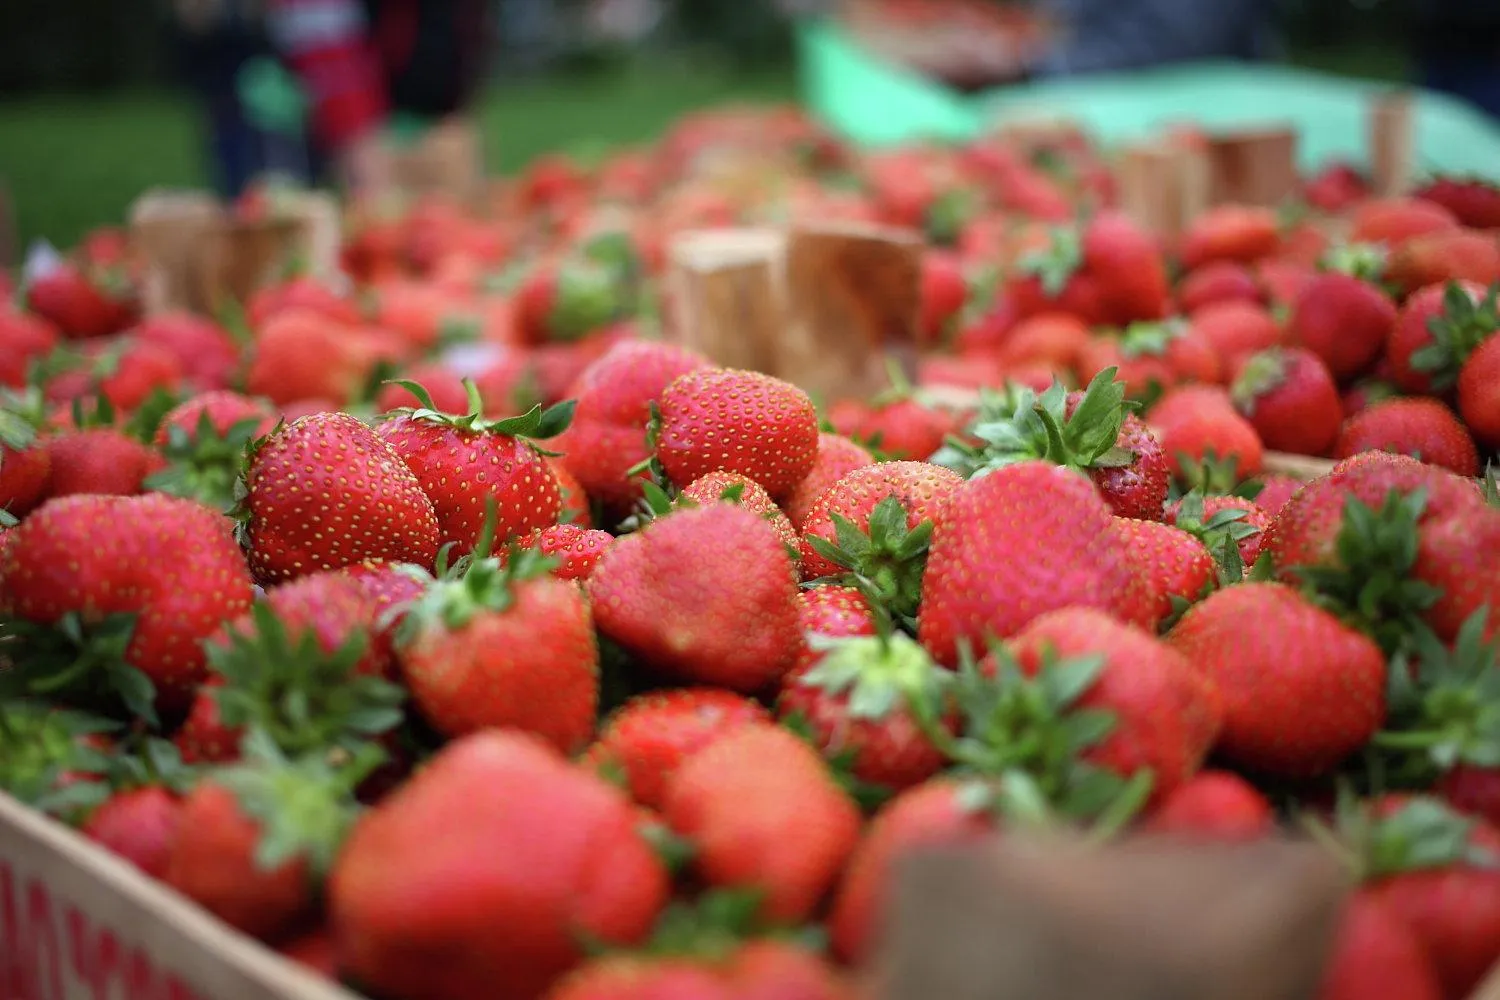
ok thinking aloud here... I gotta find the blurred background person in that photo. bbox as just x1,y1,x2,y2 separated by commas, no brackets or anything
1029,0,1280,76
1413,0,1500,120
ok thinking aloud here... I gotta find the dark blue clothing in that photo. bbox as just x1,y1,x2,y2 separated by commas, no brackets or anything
1034,0,1277,76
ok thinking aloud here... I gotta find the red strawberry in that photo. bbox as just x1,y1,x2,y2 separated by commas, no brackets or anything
44,428,165,498
148,391,278,511
918,461,1146,665
174,678,240,764
1180,204,1281,269
784,434,876,532
664,722,861,923
1440,765,1500,830
919,249,969,345
1333,398,1479,477
828,395,956,462
1141,770,1273,841
1189,300,1283,369
1002,607,1223,803
1164,582,1386,777
553,340,710,513
0,493,253,715
1150,386,1266,486
1457,333,1500,448
240,411,440,583
154,390,276,448
93,338,184,414
134,312,240,391
588,504,801,693
1177,260,1264,314
377,381,571,555
1387,229,1500,295
1413,175,1500,229
1386,280,1495,395
1287,272,1396,381
1251,473,1304,517
395,544,597,754
25,261,138,339
165,749,363,943
549,457,594,527
827,777,996,963
1317,891,1443,1000
798,461,961,620
514,257,626,344
1230,347,1342,456
81,786,183,879
1166,493,1270,568
341,558,428,632
1414,504,1500,645
278,928,341,980
1303,162,1370,213
1357,796,1500,999
656,368,818,500
330,730,670,1000
246,275,362,329
1110,319,1225,389
1343,378,1402,419
0,307,59,387
678,471,798,554
244,310,382,407
0,410,50,517
1350,198,1460,246
548,940,847,1000
515,522,613,581
584,688,771,810
1084,211,1171,326
1111,517,1216,626
998,311,1093,374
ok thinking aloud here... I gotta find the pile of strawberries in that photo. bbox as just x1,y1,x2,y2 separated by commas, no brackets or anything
2,105,1500,1000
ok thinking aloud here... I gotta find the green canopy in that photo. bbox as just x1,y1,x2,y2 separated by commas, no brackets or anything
796,19,1500,179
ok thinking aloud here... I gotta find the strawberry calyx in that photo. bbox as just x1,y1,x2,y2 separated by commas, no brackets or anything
1483,463,1499,509
0,611,160,726
1319,241,1389,283
1172,448,1246,495
212,728,376,878
795,630,946,725
1170,490,1260,581
0,699,119,821
0,387,45,451
1229,348,1290,414
383,377,577,450
206,601,406,759
925,189,976,247
1315,791,1499,881
145,410,267,513
1374,611,1500,786
549,259,627,342
1016,224,1084,298
803,496,933,627
1284,487,1441,657
1412,280,1500,391
1118,319,1187,360
924,641,1154,836
933,367,1134,480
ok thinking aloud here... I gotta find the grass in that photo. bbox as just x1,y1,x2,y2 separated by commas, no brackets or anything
0,40,1408,250
0,58,797,249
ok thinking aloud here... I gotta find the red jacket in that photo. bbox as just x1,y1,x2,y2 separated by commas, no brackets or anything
265,0,489,153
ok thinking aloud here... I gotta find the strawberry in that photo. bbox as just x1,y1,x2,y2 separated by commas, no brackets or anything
934,369,1169,521
1440,764,1500,830
798,462,961,621
330,730,670,1000
246,275,362,329
0,400,50,517
377,380,572,555
1457,333,1500,448
827,777,996,963
44,427,165,498
1350,198,1460,246
1189,300,1283,370
1303,162,1370,213
998,312,1093,374
80,782,183,881
515,257,627,344
1343,378,1402,419
994,607,1223,803
1413,175,1500,229
1387,229,1500,295
547,938,846,1000
395,542,597,754
1287,272,1396,381
553,340,710,513
0,307,59,388
1317,891,1443,1000
1141,770,1273,841
656,368,818,500
1164,582,1386,777
1342,795,1500,999
278,928,341,980
549,457,594,527
174,678,240,765
678,471,798,554
341,558,428,632
1251,473,1304,517
92,338,184,415
1149,386,1265,487
515,522,614,581
919,248,969,344
1111,319,1225,389
244,310,383,407
792,583,879,662
1179,204,1281,269
1230,347,1343,456
133,312,240,391
1387,280,1496,395
25,261,138,339
0,493,253,717
918,460,1146,666
1177,260,1264,314
1257,258,1319,311
585,689,770,810
1166,492,1269,570
664,722,861,923
1333,398,1480,477
588,503,802,693
827,395,956,462
147,391,277,511
372,362,470,414
164,739,367,942
1112,517,1217,626
238,411,440,583
1012,213,1168,327
1413,504,1500,645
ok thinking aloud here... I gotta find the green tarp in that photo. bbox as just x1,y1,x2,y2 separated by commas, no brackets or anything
797,19,1500,179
